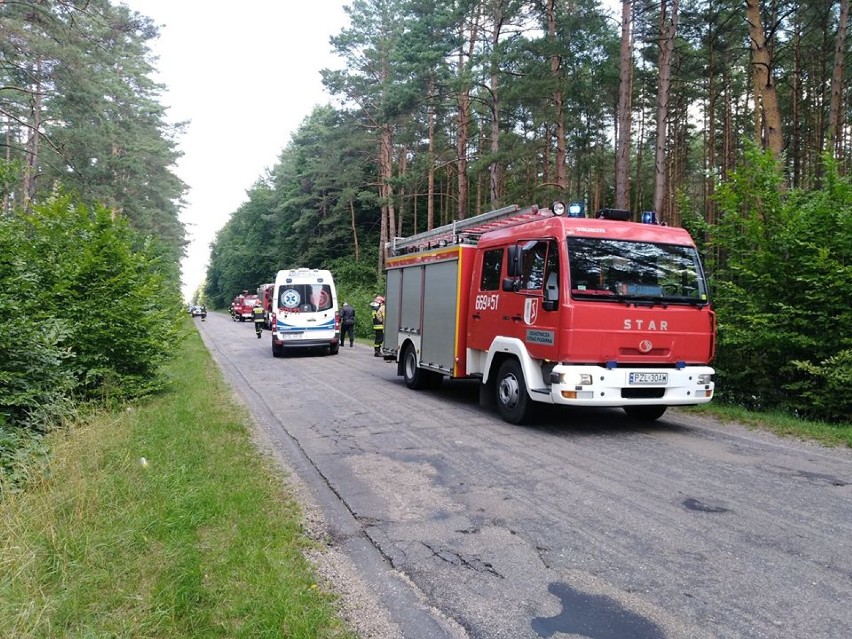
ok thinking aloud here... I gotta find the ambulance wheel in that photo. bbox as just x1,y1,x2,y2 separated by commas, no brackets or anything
623,405,667,421
402,344,430,390
329,343,339,355
496,359,532,424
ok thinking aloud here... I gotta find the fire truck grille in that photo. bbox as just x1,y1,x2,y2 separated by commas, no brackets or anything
621,388,666,399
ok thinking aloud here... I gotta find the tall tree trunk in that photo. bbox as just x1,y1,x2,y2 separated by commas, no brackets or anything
350,200,360,261
548,0,567,191
427,81,436,231
653,0,678,223
457,82,470,220
633,99,645,215
791,22,803,187
829,0,850,155
3,120,11,213
706,28,717,226
397,146,408,236
378,201,387,275
23,61,43,209
615,0,633,210
489,5,504,207
722,65,734,181
456,13,479,220
378,124,395,273
745,0,784,161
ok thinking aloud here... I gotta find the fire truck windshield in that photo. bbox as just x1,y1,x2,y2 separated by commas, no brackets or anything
567,237,708,305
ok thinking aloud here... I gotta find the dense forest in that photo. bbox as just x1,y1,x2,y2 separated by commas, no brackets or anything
0,0,186,264
205,0,850,423
207,0,852,286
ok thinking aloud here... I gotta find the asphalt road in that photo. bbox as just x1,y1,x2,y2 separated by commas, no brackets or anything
196,312,852,639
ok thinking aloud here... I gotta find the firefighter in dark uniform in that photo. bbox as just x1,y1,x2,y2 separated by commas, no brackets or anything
340,301,356,347
252,301,265,338
370,295,385,356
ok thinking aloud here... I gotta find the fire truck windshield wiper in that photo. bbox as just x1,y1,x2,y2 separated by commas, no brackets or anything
659,296,707,307
619,295,668,308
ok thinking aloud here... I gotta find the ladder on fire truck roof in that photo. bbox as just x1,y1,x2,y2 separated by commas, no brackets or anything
389,204,549,255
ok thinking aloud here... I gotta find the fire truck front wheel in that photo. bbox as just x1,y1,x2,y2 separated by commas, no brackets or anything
496,359,533,425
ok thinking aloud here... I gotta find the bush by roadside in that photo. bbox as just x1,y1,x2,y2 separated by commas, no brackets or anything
1,193,183,488
705,148,852,424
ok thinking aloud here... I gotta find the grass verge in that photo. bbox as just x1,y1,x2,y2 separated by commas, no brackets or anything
683,403,852,448
0,327,356,639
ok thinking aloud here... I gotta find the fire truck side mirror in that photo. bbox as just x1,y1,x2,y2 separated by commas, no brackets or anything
502,277,520,292
507,245,522,277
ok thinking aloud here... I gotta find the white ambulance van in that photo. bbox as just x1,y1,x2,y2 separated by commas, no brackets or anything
271,268,340,357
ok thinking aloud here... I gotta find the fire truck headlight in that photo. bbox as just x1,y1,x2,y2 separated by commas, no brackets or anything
697,373,714,385
552,372,593,386
552,201,566,216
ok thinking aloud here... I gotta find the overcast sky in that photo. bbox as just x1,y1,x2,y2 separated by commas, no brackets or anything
122,1,350,300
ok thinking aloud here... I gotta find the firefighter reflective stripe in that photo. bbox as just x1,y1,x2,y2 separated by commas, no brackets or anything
372,308,384,330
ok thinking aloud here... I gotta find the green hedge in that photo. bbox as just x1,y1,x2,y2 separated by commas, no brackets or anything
0,194,183,440
710,148,852,423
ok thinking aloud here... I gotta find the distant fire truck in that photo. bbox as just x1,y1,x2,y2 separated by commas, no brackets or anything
231,291,257,322
383,203,715,424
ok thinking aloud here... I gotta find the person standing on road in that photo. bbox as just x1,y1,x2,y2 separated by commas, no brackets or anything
370,295,385,357
340,301,356,347
252,301,265,338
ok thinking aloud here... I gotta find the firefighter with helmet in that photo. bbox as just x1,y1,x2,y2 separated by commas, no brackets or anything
370,295,385,357
251,300,265,338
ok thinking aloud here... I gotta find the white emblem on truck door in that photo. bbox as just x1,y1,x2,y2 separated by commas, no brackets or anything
524,298,538,325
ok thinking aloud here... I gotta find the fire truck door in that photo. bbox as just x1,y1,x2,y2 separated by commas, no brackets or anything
506,239,560,359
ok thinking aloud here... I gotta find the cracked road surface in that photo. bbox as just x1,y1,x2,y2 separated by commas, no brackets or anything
198,313,852,639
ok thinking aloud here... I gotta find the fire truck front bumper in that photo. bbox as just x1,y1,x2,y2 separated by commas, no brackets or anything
547,364,715,407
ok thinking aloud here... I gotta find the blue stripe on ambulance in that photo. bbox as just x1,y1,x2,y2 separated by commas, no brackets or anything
276,318,335,333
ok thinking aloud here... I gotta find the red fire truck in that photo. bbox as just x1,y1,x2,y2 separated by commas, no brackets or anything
231,291,257,322
383,203,715,424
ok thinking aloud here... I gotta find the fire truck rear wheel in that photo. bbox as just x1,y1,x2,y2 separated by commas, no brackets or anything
496,359,532,425
623,405,667,421
402,344,430,390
